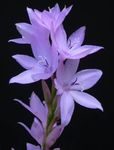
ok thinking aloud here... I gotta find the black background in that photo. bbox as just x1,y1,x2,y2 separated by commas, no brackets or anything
0,0,113,150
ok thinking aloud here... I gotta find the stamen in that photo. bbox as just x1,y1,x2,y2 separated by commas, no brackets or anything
37,56,49,67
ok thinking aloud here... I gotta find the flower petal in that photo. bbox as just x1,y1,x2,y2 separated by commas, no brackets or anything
9,69,38,84
70,91,103,111
76,69,103,90
27,7,41,27
70,45,104,59
50,3,60,14
56,59,79,85
12,54,37,69
60,92,75,125
68,26,86,48
55,5,72,30
64,59,80,84
30,92,47,126
15,23,35,41
26,143,41,150
55,25,67,50
19,118,44,144
9,38,28,44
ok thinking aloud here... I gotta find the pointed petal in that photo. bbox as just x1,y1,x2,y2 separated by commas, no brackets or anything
50,3,60,14
19,118,44,144
55,25,67,50
56,59,79,85
68,26,86,48
76,69,103,90
30,92,47,126
70,45,104,59
60,92,75,125
64,59,80,84
15,99,45,123
30,118,44,144
70,91,103,111
9,38,28,44
15,23,35,41
27,143,41,150
30,30,50,60
55,5,72,30
27,7,40,27
9,69,38,84
12,54,37,69
47,125,64,147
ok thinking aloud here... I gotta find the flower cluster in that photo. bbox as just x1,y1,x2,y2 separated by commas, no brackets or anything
10,3,103,150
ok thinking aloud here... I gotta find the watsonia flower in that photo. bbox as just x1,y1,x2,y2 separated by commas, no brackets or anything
54,25,103,60
33,3,72,32
9,12,58,84
54,59,103,125
15,92,64,149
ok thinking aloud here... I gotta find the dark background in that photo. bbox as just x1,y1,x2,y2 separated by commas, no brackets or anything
0,0,113,150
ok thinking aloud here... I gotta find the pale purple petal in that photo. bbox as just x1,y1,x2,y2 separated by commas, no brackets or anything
30,92,47,126
27,7,41,27
12,54,37,69
55,25,67,50
63,59,80,84
19,118,44,144
56,59,79,85
9,38,28,44
70,45,104,59
47,125,64,147
68,26,86,48
41,10,53,30
53,148,60,150
27,143,41,150
15,23,35,41
76,69,103,90
50,3,60,14
60,92,75,125
14,97,47,126
55,5,72,30
9,69,38,84
30,33,51,60
70,91,103,111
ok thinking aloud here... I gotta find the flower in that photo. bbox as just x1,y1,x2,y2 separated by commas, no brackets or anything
54,59,103,126
32,3,72,32
54,25,103,60
15,92,63,149
9,21,58,84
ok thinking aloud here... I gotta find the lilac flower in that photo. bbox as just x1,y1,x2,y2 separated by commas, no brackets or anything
54,59,103,125
54,25,103,60
15,92,64,149
9,21,58,84
33,3,72,32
